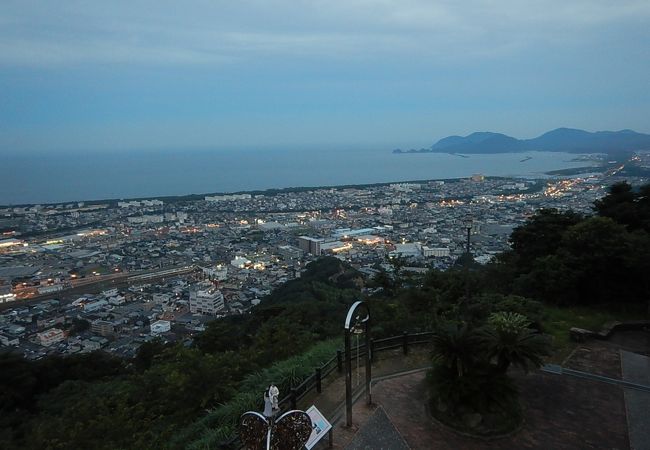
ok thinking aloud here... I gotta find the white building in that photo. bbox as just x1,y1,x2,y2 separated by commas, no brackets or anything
107,295,126,305
83,299,108,312
205,194,252,202
102,288,119,298
150,320,171,335
38,284,63,295
141,199,163,207
390,243,422,259
0,238,26,249
0,280,16,304
320,241,352,254
190,282,225,315
202,264,228,281
127,214,164,224
118,199,163,208
231,256,251,268
421,246,451,258
152,293,172,304
37,328,65,347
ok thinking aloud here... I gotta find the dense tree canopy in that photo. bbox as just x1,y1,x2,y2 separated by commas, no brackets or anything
493,183,650,306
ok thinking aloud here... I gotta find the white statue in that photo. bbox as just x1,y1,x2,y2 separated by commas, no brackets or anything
263,390,273,418
268,384,279,411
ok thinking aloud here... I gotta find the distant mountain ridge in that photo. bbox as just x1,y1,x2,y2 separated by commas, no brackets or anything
394,128,650,154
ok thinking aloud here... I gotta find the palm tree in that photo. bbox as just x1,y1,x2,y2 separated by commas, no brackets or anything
481,312,550,374
431,323,482,377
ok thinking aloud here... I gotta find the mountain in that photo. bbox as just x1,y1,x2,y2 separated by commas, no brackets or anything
412,128,650,154
525,128,650,153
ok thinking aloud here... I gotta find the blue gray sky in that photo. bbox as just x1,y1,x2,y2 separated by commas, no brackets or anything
1,0,649,154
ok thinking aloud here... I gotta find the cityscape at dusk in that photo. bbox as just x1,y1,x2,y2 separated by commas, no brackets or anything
1,1,649,450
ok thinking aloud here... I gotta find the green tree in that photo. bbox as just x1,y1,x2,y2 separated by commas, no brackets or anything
509,208,583,273
431,323,482,377
594,182,644,230
482,312,550,373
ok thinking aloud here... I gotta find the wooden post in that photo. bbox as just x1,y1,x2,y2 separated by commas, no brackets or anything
316,367,322,393
402,331,409,355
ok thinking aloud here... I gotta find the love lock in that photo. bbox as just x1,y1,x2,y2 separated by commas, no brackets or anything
239,409,312,450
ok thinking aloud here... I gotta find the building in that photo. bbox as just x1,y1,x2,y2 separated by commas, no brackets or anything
205,194,251,202
118,199,163,208
231,256,251,268
319,241,352,254
0,333,19,346
277,245,303,260
0,279,16,304
0,238,26,250
127,215,164,224
298,236,323,255
37,328,65,347
356,235,383,245
332,228,375,239
202,264,228,281
152,293,172,305
150,320,171,335
38,284,63,295
190,282,225,315
91,319,115,337
102,288,119,298
390,243,422,259
83,299,108,312
421,246,451,258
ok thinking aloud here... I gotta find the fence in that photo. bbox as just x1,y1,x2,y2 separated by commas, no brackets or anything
221,330,434,449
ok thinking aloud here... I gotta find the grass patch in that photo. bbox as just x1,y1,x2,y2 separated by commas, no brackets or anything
543,303,648,362
179,339,340,450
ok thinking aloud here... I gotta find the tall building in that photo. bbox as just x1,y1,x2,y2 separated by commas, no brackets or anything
190,282,225,315
298,236,323,255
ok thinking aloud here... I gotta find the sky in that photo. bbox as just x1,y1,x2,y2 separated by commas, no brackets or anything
1,0,649,154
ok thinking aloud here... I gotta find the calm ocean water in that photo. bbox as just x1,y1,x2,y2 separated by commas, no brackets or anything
2,148,589,205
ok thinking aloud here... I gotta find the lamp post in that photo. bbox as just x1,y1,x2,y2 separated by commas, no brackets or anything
344,301,371,427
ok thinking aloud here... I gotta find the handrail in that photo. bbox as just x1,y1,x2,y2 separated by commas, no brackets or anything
221,330,433,449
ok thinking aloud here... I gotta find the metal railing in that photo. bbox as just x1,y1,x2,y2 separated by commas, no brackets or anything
219,330,434,449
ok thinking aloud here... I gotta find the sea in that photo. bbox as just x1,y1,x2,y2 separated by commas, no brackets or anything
1,148,591,205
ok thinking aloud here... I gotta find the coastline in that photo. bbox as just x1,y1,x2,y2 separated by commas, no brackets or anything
0,150,596,207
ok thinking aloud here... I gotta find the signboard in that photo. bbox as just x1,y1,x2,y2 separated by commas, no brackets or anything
305,405,332,449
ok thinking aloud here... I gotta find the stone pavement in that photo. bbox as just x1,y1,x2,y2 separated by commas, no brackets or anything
621,350,650,450
343,407,410,450
314,361,631,449
309,335,650,450
368,370,629,449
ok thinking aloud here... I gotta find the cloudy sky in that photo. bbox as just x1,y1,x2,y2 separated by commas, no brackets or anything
1,0,649,153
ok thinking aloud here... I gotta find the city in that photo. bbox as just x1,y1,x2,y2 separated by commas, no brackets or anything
1,165,644,361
